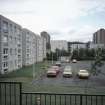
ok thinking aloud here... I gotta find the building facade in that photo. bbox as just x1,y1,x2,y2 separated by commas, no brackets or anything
36,35,43,62
21,30,47,66
0,15,48,74
93,28,105,45
0,15,22,74
22,28,37,66
51,40,68,52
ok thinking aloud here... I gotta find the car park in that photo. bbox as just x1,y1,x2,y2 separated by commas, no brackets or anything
63,66,72,77
77,69,90,79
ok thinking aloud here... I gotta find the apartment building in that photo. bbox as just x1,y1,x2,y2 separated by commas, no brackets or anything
0,15,22,74
51,40,68,52
36,35,43,62
22,30,47,65
42,36,47,59
22,28,37,66
41,31,51,54
36,35,46,62
93,28,105,45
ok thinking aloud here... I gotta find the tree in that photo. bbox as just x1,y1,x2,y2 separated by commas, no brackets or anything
91,48,104,76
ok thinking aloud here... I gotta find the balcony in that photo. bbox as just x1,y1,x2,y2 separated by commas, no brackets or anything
3,55,8,61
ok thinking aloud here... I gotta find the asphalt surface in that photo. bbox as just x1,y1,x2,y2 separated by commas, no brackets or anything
33,61,105,88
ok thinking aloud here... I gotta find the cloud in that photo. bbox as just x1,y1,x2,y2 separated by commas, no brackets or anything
49,31,62,36
0,0,105,41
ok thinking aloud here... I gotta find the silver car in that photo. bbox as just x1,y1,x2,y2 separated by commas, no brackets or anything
63,66,72,77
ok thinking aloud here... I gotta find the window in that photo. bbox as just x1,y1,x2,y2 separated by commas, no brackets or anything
4,69,8,72
14,26,17,33
18,43,21,47
3,56,8,60
15,60,17,66
27,54,29,57
27,49,29,53
3,48,8,54
15,37,17,42
15,48,17,55
10,36,12,41
10,24,13,32
10,61,12,67
18,49,21,53
3,21,8,32
3,36,8,43
3,62,8,67
17,28,21,34
10,48,12,55
18,55,21,59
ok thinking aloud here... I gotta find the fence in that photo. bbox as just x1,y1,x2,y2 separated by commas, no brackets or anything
0,82,105,105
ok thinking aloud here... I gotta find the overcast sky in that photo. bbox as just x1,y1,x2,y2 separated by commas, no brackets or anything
0,0,105,42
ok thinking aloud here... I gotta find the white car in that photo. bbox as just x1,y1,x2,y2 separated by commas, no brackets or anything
66,59,69,63
72,59,77,63
55,61,61,67
63,66,72,77
77,70,90,79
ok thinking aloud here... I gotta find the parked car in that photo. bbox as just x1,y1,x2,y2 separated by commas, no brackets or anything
63,66,72,77
47,68,57,77
72,59,77,63
77,69,90,79
55,61,61,67
66,59,70,63
51,66,60,74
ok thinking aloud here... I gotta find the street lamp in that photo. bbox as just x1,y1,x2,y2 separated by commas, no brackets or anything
33,58,35,79
52,52,53,64
33,38,37,80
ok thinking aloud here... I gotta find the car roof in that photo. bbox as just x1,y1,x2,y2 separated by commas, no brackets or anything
79,70,88,72
56,61,61,64
47,70,56,73
65,66,71,69
52,65,59,68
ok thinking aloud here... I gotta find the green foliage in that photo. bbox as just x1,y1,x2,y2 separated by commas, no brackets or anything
91,48,104,76
46,49,69,61
71,47,104,76
71,48,96,60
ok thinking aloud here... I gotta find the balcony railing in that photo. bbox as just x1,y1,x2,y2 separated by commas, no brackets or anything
0,82,105,105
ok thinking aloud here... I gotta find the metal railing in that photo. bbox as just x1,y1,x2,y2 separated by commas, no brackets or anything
0,82,105,105
22,93,105,105
0,82,22,105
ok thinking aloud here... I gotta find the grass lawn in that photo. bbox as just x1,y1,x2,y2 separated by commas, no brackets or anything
0,61,51,78
0,61,52,90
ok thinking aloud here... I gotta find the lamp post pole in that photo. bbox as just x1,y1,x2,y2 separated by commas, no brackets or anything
52,52,53,64
33,38,37,80
33,58,35,79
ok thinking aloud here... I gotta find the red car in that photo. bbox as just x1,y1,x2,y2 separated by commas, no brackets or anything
47,68,57,77
51,66,60,74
